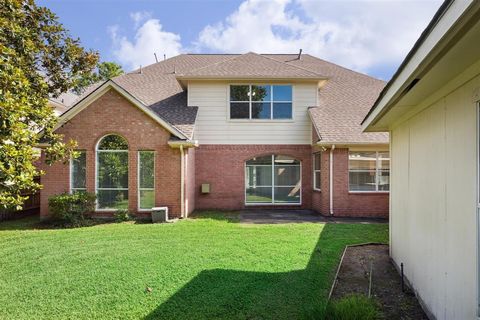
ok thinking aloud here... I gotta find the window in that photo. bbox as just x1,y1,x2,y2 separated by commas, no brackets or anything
70,151,86,193
313,152,321,190
349,151,390,192
230,85,292,120
96,134,129,210
245,155,301,204
138,151,155,210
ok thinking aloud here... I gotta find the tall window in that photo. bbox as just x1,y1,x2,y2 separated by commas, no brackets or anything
313,152,321,190
245,155,301,204
96,134,129,210
349,151,390,192
230,85,293,120
138,151,155,210
70,151,86,193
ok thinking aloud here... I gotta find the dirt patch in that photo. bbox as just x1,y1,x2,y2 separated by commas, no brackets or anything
330,244,428,320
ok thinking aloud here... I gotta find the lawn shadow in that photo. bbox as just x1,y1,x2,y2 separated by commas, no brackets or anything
143,223,346,320
0,216,119,231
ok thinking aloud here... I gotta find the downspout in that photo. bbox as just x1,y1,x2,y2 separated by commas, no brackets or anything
180,145,185,218
329,145,335,215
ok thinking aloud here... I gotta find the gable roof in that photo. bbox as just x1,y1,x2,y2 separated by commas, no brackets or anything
55,80,190,140
64,52,386,143
270,54,388,144
176,52,326,80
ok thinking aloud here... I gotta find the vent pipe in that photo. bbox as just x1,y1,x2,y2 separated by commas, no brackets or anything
298,49,303,60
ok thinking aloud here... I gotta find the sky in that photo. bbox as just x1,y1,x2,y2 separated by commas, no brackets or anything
38,0,443,80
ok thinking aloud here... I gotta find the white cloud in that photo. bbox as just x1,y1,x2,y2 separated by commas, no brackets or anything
110,13,182,71
195,0,442,75
130,11,152,29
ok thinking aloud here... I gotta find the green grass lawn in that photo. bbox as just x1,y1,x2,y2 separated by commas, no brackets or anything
0,212,388,319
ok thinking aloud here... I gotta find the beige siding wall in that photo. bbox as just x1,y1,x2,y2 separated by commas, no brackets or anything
188,81,316,144
390,69,479,319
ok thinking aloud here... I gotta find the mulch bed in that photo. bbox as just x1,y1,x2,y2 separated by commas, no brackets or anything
330,244,428,320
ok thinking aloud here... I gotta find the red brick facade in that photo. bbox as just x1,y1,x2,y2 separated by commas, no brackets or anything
311,147,389,218
39,89,388,219
194,145,313,210
40,89,183,219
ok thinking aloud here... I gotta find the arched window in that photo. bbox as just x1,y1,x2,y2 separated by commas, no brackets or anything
96,134,129,210
245,155,301,204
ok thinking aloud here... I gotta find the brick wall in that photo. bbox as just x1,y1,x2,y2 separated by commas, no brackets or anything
311,147,389,218
40,89,183,219
194,145,313,210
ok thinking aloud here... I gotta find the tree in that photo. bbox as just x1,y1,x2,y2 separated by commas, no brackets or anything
73,61,124,94
0,0,98,209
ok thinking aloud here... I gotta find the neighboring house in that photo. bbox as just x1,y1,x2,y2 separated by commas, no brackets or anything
363,1,480,319
39,52,389,220
48,91,78,115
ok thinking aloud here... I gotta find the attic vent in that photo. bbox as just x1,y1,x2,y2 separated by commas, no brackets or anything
402,78,420,95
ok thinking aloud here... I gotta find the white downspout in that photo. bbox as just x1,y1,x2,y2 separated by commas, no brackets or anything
329,145,335,215
180,145,185,218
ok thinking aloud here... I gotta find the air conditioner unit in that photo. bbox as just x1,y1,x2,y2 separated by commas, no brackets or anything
151,207,168,223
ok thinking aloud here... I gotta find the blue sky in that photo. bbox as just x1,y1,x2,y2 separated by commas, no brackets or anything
38,0,442,80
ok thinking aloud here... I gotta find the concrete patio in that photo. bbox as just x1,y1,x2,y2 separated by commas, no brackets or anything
237,210,388,224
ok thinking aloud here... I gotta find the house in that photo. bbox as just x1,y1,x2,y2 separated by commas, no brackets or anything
48,91,78,116
39,52,389,220
362,0,480,319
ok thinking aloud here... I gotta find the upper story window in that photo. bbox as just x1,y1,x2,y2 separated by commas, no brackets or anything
230,85,292,120
349,151,390,192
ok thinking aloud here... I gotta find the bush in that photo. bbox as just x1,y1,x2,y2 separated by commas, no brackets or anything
325,295,380,320
114,209,134,222
306,295,380,320
48,192,96,224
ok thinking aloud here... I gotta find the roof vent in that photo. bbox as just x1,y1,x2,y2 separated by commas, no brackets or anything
297,49,303,60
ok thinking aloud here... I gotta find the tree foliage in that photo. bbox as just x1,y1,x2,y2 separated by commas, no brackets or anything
73,61,124,94
0,0,98,209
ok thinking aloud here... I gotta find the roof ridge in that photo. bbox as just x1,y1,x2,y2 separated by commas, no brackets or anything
176,54,244,76
297,54,386,83
258,53,326,78
178,52,325,78
125,53,188,75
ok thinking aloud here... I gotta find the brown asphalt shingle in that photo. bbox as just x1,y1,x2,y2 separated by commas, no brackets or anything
177,52,325,79
72,53,387,143
266,54,389,144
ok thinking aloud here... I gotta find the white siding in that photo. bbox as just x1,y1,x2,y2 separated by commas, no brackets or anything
188,81,316,144
390,69,479,319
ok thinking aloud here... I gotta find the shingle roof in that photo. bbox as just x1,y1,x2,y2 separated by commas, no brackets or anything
268,54,388,144
73,53,387,143
176,52,326,80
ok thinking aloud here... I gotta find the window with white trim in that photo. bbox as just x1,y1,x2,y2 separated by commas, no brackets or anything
70,151,86,193
96,134,129,210
348,151,390,192
230,85,293,120
245,155,301,204
138,151,155,210
313,152,321,190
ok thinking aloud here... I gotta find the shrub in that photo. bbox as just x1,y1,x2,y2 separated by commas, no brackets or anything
48,192,96,224
325,295,380,320
306,295,381,320
114,209,134,222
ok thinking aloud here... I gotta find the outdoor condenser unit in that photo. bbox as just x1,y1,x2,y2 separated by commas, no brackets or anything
151,207,168,223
